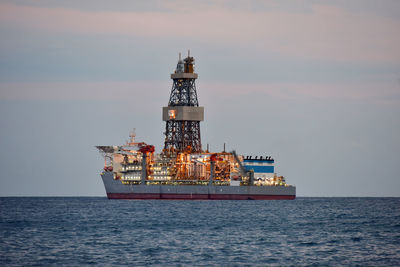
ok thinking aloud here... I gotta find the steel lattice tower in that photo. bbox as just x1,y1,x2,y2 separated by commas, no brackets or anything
163,52,204,153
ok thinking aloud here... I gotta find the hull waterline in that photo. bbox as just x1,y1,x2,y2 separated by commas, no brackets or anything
107,193,295,200
102,172,296,200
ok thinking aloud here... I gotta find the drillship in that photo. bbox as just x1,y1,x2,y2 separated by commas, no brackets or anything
97,52,296,200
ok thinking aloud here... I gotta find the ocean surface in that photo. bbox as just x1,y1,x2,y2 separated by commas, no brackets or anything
0,197,399,266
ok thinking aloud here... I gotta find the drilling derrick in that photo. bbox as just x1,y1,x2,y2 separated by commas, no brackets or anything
163,52,204,153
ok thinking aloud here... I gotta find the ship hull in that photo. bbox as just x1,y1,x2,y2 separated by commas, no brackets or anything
107,193,295,200
101,172,296,200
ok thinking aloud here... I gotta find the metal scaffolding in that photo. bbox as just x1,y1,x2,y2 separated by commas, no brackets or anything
163,52,203,153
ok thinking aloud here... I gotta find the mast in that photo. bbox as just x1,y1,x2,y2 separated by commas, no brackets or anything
163,51,204,153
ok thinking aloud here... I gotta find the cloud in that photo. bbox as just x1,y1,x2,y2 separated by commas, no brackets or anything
0,81,168,104
0,2,399,64
202,79,400,106
1,78,399,106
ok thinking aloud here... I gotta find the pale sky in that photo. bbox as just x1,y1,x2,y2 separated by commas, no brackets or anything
0,0,399,196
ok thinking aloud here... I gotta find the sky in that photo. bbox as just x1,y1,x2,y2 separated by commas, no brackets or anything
0,0,399,196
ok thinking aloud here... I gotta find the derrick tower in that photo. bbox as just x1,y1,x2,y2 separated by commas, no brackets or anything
163,52,204,153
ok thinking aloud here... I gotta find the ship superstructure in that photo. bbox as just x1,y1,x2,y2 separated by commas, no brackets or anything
96,52,295,200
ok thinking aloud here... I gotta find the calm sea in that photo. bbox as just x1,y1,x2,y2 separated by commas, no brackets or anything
0,197,399,266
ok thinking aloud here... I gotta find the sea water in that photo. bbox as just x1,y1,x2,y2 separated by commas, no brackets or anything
1,197,399,266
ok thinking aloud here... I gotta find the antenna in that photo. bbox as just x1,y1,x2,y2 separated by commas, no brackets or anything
129,128,136,144
188,49,190,57
179,52,181,61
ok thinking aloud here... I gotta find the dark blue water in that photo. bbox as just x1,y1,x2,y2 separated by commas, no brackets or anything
1,197,399,266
